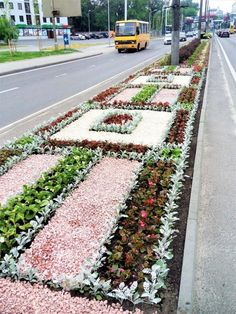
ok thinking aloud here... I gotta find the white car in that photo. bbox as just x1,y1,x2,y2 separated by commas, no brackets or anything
164,33,172,45
180,32,187,41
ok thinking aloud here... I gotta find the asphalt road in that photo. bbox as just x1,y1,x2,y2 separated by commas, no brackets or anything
0,39,171,130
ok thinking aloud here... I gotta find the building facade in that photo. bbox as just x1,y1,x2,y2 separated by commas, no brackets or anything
0,0,68,37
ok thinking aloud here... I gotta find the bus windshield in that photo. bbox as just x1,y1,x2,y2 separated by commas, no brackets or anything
115,22,136,36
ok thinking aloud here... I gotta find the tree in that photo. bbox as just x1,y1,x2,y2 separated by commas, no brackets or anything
0,16,19,53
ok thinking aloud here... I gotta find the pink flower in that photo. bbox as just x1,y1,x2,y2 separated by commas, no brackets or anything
140,210,148,219
148,180,155,187
138,220,146,228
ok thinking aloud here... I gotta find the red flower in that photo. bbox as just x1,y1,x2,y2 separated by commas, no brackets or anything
138,220,146,228
140,210,148,219
148,180,155,187
145,198,154,206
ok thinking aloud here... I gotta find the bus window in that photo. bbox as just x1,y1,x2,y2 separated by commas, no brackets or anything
115,22,136,36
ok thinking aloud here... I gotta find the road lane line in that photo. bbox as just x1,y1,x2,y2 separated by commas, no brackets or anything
0,87,19,94
55,73,67,78
0,54,103,78
216,36,236,83
0,52,162,133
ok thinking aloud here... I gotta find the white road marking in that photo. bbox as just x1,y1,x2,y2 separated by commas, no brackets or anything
216,37,236,132
55,73,67,78
0,87,19,94
0,53,161,133
216,36,236,83
89,65,96,68
0,54,103,78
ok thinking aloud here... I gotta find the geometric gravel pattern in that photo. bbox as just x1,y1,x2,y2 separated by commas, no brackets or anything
18,157,140,281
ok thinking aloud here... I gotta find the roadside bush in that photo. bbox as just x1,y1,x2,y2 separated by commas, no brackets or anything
179,38,200,63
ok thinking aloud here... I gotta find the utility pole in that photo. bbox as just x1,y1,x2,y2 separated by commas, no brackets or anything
198,0,203,39
204,0,209,32
51,0,58,50
124,0,127,20
171,0,180,65
108,0,111,46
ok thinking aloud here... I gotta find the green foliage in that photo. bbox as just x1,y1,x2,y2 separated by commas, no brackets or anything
13,136,34,147
160,147,182,160
0,149,22,166
0,49,75,63
187,41,207,66
131,85,158,103
0,148,94,259
0,16,19,43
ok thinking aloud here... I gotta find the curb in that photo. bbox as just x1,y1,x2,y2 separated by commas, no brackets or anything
177,39,214,314
0,52,103,76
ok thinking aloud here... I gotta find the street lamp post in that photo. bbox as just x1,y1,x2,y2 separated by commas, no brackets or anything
108,0,111,46
51,0,58,50
124,0,127,20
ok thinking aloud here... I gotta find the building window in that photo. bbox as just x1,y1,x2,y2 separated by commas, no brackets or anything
0,2,4,9
50,17,53,23
26,14,32,25
56,17,60,23
35,15,40,25
9,2,14,9
19,15,24,22
24,2,31,13
18,3,23,10
43,17,47,23
11,15,15,22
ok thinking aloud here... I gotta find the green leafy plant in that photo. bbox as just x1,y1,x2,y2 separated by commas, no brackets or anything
131,85,158,103
13,136,34,147
160,147,182,160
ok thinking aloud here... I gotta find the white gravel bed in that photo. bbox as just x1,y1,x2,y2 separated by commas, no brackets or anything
18,157,140,281
110,88,141,102
0,279,143,314
0,155,61,205
51,109,172,147
130,76,154,85
152,88,180,105
172,75,192,86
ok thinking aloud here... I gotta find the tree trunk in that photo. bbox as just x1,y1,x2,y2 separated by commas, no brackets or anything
171,0,180,65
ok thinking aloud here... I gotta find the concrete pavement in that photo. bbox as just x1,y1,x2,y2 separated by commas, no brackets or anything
0,43,114,76
178,37,236,313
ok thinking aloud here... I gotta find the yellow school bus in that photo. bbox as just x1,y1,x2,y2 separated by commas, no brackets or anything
115,20,150,53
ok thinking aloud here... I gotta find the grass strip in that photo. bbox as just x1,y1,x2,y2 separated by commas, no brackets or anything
0,49,76,63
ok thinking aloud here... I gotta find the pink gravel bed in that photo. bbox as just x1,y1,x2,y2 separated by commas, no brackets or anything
178,67,192,75
110,88,141,102
18,157,140,281
152,88,180,105
0,154,61,205
0,279,143,314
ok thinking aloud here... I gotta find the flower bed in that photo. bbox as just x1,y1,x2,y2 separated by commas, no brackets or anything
50,109,172,148
0,37,209,311
0,148,96,259
177,87,197,104
90,110,142,134
167,110,189,144
131,85,158,103
18,157,140,282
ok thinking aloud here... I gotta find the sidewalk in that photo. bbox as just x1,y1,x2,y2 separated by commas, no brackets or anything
0,44,114,76
178,37,236,313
